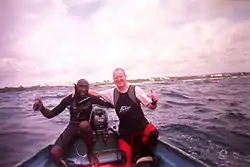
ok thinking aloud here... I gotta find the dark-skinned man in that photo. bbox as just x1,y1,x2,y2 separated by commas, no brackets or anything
33,79,114,167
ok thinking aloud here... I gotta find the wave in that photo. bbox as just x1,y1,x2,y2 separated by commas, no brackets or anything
161,90,191,99
42,94,68,99
202,118,227,125
194,106,216,113
160,124,201,134
159,102,173,109
225,110,249,121
166,100,204,106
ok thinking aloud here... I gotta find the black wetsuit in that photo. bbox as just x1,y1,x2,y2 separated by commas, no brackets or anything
115,90,149,145
114,87,159,162
41,93,114,151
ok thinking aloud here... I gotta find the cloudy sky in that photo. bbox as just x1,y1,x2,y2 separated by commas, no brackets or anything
0,0,250,87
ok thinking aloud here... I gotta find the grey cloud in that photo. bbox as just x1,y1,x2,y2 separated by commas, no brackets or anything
122,20,250,78
1,0,250,87
63,0,106,20
0,1,49,46
0,1,22,47
0,0,56,86
159,0,250,25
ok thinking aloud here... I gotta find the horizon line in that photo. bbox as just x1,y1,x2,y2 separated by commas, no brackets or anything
0,71,249,90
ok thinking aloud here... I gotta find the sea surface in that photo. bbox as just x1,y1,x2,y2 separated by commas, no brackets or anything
0,76,250,167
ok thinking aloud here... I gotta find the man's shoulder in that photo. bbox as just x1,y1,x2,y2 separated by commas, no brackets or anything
133,85,149,99
60,93,74,105
66,93,74,98
133,85,144,92
88,94,98,99
100,88,115,94
104,87,115,91
65,93,76,101
65,92,74,97
128,84,140,88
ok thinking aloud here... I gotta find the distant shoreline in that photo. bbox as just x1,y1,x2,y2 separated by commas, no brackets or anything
0,72,250,92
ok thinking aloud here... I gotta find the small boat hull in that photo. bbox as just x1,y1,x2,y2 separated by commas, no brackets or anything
16,131,210,167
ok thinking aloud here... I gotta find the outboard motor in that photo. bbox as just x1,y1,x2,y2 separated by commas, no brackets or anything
90,108,108,134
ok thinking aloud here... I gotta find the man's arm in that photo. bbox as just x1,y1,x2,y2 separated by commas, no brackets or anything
89,89,114,105
88,90,101,97
90,95,115,108
39,95,72,119
135,86,158,109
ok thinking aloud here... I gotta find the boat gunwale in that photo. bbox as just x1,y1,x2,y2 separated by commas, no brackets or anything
156,137,211,167
14,142,54,167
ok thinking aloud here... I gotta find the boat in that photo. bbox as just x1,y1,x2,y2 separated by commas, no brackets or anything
15,129,211,167
16,108,211,167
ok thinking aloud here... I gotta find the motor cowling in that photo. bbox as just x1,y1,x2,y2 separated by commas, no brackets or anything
90,108,108,133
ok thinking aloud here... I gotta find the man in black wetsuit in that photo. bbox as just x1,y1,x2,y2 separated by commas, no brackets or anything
89,68,159,166
33,79,114,167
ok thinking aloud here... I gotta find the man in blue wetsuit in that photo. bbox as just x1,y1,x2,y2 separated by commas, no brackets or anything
33,79,114,167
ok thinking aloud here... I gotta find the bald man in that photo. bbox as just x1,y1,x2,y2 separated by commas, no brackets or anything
89,68,159,166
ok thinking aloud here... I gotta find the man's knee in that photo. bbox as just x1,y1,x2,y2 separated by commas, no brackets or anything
143,123,159,144
118,139,132,166
148,129,159,145
79,121,91,132
149,129,159,139
50,145,63,158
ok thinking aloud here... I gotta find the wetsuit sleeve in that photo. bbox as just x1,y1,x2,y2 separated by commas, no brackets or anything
40,95,72,119
99,88,114,105
135,86,152,106
90,95,114,108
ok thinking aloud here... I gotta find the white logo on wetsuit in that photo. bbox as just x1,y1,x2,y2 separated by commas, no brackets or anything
119,105,131,114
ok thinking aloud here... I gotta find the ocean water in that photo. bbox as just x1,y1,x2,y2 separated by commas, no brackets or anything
0,76,250,167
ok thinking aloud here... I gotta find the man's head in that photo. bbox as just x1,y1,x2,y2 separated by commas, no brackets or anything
75,79,89,98
113,68,127,88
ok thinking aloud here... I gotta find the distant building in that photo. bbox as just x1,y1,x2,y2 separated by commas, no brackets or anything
211,74,223,78
149,77,155,82
163,76,170,80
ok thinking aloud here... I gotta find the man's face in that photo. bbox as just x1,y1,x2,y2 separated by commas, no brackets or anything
113,70,127,88
76,84,89,97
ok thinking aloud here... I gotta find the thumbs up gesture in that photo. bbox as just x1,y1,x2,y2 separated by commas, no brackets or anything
150,89,158,102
